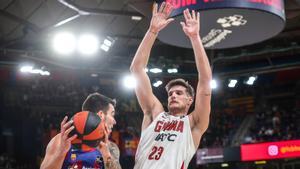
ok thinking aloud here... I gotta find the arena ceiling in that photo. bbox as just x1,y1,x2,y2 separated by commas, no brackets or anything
0,0,300,78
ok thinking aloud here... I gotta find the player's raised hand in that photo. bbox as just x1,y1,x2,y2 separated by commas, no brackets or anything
180,9,200,38
58,116,77,155
149,2,174,34
99,124,111,160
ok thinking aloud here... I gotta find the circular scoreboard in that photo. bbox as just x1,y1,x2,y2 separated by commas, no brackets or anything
155,0,286,49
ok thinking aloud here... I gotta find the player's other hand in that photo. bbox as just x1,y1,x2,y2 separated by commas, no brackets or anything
149,2,174,34
57,116,77,155
180,9,200,38
99,124,111,161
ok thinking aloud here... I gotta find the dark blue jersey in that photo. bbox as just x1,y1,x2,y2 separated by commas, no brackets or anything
62,147,104,169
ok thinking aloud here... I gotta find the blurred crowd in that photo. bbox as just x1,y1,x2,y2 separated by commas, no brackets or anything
245,104,300,144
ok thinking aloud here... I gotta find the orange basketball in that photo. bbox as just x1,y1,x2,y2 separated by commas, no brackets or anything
70,111,105,151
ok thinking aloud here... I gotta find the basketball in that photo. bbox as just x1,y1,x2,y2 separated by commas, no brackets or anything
70,111,106,151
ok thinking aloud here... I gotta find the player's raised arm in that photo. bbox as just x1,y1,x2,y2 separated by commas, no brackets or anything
181,9,212,147
40,117,77,169
130,2,174,128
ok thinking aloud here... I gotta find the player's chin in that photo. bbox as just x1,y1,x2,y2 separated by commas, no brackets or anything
168,105,179,112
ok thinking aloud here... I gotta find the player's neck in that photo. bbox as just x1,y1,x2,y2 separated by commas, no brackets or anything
169,111,186,117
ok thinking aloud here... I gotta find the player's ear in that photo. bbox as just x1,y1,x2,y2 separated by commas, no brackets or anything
188,97,193,105
97,111,104,117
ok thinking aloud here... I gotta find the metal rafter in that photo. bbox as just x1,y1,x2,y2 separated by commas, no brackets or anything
58,0,143,17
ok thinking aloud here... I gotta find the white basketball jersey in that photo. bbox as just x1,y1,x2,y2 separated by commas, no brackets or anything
134,112,196,169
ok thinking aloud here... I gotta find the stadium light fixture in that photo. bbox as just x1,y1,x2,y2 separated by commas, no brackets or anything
78,34,99,55
100,37,114,52
221,163,229,167
53,32,76,55
100,44,109,52
123,75,136,89
149,68,162,73
103,39,112,47
20,65,50,76
246,76,257,85
153,80,163,87
20,65,33,73
228,79,238,88
131,16,142,21
167,68,178,73
210,79,217,89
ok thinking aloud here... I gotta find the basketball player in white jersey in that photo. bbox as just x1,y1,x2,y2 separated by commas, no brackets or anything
130,2,212,169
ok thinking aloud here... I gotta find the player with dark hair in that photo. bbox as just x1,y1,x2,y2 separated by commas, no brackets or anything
40,93,121,169
130,2,212,169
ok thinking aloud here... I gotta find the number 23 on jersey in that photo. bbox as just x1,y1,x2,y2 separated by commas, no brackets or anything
148,146,164,160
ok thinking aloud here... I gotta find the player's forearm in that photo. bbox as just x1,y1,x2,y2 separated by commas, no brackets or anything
40,153,65,169
103,142,122,169
130,30,157,72
190,35,212,83
104,157,122,169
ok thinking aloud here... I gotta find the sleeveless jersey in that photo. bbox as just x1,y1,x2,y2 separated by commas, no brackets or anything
62,147,104,169
134,112,196,169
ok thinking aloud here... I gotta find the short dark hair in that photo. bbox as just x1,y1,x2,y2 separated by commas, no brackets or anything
82,92,116,114
165,78,195,98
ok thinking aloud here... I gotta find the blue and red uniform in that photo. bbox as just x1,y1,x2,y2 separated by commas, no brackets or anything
62,147,104,169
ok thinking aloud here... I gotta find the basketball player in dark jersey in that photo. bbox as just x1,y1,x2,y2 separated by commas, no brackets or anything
40,93,122,169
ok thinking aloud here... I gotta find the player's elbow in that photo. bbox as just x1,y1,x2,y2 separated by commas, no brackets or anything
130,63,142,73
129,64,137,73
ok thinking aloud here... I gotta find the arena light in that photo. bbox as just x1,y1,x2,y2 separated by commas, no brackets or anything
228,79,238,88
149,68,162,73
221,163,229,167
100,37,114,52
103,39,112,47
167,68,178,73
123,75,136,89
131,16,142,21
78,34,99,55
255,161,267,165
40,71,50,76
20,65,33,73
91,73,98,77
246,76,257,85
53,32,76,55
210,79,217,89
153,80,162,87
20,65,50,76
29,69,50,76
144,68,149,72
100,44,109,52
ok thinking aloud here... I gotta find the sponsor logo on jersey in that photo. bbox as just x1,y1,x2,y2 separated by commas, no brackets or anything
155,133,177,142
154,120,184,133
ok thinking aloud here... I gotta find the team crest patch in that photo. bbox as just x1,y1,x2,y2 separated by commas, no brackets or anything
71,153,77,161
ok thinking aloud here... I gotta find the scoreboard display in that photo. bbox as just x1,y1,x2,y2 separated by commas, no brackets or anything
241,140,300,161
155,0,285,49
